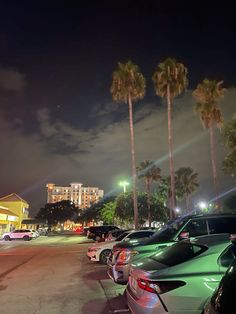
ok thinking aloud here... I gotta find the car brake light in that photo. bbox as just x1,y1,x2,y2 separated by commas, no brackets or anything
137,278,186,294
117,249,138,265
117,250,129,265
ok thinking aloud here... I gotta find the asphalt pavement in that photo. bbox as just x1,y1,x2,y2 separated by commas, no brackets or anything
0,234,131,314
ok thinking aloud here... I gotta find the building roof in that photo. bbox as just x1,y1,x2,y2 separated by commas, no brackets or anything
0,208,18,217
0,193,29,205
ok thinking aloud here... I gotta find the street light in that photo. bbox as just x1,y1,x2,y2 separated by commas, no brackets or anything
198,201,207,210
119,180,129,193
175,207,181,214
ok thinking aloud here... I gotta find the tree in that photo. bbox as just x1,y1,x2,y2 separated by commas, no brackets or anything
115,191,168,226
115,192,134,224
111,61,146,229
100,202,116,224
193,79,225,206
78,196,116,224
36,200,78,226
158,174,185,209
137,160,161,227
175,167,199,212
152,58,188,218
222,116,236,177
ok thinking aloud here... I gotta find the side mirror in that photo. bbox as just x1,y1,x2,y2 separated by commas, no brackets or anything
178,231,190,241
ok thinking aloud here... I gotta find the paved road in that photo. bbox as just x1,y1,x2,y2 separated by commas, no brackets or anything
0,235,130,314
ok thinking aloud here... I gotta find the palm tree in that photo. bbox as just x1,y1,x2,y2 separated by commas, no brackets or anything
222,116,236,177
137,160,161,227
152,58,188,218
175,167,199,213
111,61,146,229
193,79,225,207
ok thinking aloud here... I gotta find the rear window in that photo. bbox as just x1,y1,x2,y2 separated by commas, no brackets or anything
151,241,207,266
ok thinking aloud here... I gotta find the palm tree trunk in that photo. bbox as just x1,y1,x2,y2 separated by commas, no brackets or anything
209,121,220,211
128,94,139,229
167,85,176,219
186,194,190,213
145,178,152,228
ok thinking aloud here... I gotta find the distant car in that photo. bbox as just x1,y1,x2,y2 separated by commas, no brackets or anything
204,258,236,314
87,225,120,241
87,230,155,264
83,227,89,236
30,229,40,237
2,229,37,241
74,226,84,233
126,234,236,314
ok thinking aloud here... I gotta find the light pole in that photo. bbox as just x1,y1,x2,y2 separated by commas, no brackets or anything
119,180,129,193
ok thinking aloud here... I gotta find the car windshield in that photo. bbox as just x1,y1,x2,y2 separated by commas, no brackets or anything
151,241,207,266
145,218,189,244
115,231,131,241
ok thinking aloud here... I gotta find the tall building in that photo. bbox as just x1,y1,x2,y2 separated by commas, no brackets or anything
46,182,104,209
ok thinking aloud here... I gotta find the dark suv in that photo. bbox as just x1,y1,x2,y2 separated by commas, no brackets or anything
87,225,119,241
107,213,236,284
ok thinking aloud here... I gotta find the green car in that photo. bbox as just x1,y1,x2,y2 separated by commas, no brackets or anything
126,234,236,314
107,213,236,284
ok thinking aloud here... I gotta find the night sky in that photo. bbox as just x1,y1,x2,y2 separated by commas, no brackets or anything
0,1,236,215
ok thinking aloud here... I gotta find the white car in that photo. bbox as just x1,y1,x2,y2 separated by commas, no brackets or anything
30,229,40,237
87,230,155,264
2,229,37,241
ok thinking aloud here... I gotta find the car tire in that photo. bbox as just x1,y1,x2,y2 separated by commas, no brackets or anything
4,235,11,241
100,249,111,264
23,235,30,241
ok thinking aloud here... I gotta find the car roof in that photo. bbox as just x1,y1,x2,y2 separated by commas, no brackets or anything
179,213,236,220
127,229,155,234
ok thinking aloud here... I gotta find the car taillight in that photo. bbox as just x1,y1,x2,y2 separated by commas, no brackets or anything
116,250,129,265
137,278,186,294
116,249,138,265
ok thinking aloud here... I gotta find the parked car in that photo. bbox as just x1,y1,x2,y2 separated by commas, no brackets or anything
204,257,236,314
30,229,40,237
2,229,38,241
87,230,155,264
126,234,236,314
105,229,130,241
82,227,89,236
87,225,120,241
74,226,84,233
108,213,236,284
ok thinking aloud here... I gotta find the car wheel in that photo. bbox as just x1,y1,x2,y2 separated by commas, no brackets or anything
23,235,30,241
100,249,111,264
4,235,11,241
